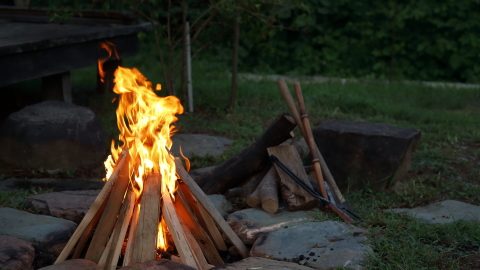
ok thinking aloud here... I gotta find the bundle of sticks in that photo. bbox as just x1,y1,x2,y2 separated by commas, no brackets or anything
54,151,248,270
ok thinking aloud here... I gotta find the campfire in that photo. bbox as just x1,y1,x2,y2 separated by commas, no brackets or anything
54,49,247,269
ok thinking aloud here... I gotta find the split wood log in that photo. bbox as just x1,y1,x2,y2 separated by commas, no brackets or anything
123,203,140,266
259,166,279,214
85,152,131,262
227,168,267,209
246,166,279,213
175,190,224,266
130,173,161,263
176,158,249,258
177,183,227,252
182,225,214,270
55,150,129,264
246,184,261,208
104,189,136,269
162,190,198,268
194,114,296,194
267,145,316,210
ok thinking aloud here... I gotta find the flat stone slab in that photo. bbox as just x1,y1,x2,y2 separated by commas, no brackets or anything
227,208,318,244
251,221,371,270
388,200,480,224
27,190,99,223
0,101,106,170
38,259,97,270
222,257,315,269
313,120,421,190
0,207,76,245
0,235,35,270
172,133,232,158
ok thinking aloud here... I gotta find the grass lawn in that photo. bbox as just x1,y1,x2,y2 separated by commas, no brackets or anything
1,43,479,269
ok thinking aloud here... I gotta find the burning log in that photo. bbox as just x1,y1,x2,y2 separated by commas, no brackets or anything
130,173,161,263
194,114,297,194
176,158,249,258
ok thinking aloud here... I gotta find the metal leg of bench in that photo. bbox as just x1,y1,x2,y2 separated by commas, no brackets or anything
42,71,73,104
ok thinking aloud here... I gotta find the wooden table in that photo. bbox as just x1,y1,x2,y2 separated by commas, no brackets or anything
0,7,151,103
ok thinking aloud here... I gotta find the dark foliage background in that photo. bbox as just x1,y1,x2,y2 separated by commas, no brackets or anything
33,0,480,82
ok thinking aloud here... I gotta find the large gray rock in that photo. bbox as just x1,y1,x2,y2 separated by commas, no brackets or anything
313,120,421,190
38,259,97,270
27,190,99,223
0,101,106,170
388,200,480,224
221,257,315,270
227,208,318,244
0,235,35,270
0,208,76,266
172,133,232,158
251,221,371,270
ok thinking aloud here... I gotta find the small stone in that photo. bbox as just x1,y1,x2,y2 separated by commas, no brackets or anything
220,257,315,270
0,235,35,270
172,133,232,158
251,221,372,270
313,120,421,190
388,200,480,224
0,101,107,170
119,259,195,270
207,194,232,217
27,190,99,223
38,259,97,270
227,208,317,244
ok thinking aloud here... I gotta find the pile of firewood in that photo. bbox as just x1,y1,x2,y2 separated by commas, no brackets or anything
193,80,358,223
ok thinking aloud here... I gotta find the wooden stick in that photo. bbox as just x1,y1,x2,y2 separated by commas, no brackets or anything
177,183,227,252
122,203,140,266
278,80,306,135
130,173,161,264
162,190,198,268
71,200,106,258
104,189,136,269
259,166,279,214
85,151,131,262
183,226,215,270
176,158,249,258
175,191,224,266
97,232,114,267
55,150,129,264
293,82,327,199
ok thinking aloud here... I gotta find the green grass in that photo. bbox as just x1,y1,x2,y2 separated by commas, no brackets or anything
67,45,480,269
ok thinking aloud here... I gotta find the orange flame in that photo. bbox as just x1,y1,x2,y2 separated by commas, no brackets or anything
105,66,183,200
156,219,168,251
98,41,120,83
